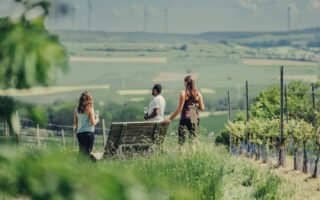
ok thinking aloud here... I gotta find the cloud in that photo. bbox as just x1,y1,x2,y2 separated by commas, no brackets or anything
237,0,259,12
307,0,320,11
131,4,156,15
112,9,121,16
0,0,11,12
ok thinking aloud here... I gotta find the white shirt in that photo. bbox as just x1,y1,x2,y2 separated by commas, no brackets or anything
148,95,166,121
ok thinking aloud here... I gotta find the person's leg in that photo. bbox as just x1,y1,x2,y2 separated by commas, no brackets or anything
77,133,87,155
81,132,92,156
178,119,188,145
86,132,96,161
187,118,199,147
87,132,95,153
184,119,195,143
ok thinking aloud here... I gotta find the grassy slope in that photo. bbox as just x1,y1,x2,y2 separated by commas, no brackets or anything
2,136,319,200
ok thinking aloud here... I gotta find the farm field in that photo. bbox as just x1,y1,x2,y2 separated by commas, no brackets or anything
1,30,318,134
14,41,319,106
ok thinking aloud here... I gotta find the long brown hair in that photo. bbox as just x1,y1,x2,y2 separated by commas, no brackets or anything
184,75,199,99
77,91,93,114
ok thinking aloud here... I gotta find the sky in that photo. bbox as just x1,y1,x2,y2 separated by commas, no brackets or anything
0,0,320,33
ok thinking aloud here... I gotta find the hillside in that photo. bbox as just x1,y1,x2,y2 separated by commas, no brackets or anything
53,28,320,48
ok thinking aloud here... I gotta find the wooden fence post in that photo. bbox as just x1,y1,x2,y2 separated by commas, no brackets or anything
61,129,65,148
279,66,285,167
4,120,8,143
37,124,40,147
312,83,316,126
102,119,106,147
73,126,76,147
15,111,20,145
245,80,251,156
227,91,232,155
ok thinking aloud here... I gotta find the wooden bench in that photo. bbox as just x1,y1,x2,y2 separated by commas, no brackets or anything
103,121,168,157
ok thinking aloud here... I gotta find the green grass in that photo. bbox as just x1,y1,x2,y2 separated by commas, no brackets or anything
0,136,297,200
0,141,223,200
200,114,228,133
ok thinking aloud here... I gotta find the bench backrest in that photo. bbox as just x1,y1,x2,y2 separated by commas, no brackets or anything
104,121,168,156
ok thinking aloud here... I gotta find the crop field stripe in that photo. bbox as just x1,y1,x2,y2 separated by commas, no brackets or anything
70,56,167,64
243,59,317,66
0,85,110,97
153,72,200,82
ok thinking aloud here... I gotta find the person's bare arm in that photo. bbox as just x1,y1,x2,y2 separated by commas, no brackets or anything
164,91,185,124
144,108,159,120
197,93,205,111
88,108,99,126
73,109,78,129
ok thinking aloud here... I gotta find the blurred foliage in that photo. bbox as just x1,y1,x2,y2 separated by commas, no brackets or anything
0,0,68,138
0,145,225,200
215,128,230,146
0,96,17,121
0,16,68,89
250,85,280,119
250,81,313,123
28,106,48,125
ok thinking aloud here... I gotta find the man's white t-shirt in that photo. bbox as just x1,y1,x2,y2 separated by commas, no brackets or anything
148,95,166,121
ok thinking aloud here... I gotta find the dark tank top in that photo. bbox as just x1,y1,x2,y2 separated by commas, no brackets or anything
181,94,199,120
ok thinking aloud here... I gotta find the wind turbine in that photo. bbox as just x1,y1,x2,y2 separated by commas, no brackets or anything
285,0,293,32
87,0,92,31
287,6,291,31
71,4,78,30
144,5,148,32
164,8,168,33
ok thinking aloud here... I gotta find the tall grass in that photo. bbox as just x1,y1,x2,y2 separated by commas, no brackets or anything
253,173,281,200
0,141,225,200
0,137,292,200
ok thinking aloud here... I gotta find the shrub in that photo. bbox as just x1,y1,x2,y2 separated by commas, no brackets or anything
215,129,230,145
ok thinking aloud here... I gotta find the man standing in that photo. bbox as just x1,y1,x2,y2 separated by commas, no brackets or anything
144,84,166,121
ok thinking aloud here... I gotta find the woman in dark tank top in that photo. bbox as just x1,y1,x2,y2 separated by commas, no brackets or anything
164,75,205,145
181,96,199,120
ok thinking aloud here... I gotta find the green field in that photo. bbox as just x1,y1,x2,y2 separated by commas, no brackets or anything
14,41,319,104
2,31,319,133
12,30,320,103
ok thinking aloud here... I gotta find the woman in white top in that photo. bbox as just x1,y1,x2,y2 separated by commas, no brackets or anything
73,91,99,159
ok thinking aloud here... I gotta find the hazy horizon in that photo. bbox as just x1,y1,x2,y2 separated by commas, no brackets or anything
0,0,320,34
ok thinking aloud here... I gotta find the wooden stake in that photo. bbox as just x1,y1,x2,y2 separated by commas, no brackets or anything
279,66,285,167
73,126,76,147
37,124,40,147
15,111,20,145
61,129,65,148
4,120,8,143
228,91,232,155
102,119,106,147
